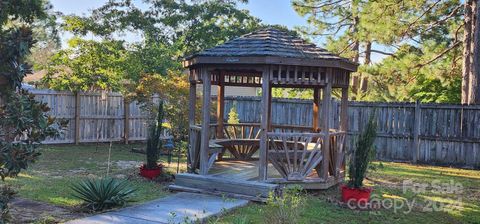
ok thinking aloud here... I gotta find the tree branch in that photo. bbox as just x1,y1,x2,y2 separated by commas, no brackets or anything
293,0,347,10
415,41,461,68
369,49,398,59
338,40,355,55
409,0,442,25
403,0,442,36
423,4,463,32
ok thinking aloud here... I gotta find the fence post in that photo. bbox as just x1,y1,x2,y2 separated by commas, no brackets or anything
74,92,81,145
412,100,421,163
124,98,130,144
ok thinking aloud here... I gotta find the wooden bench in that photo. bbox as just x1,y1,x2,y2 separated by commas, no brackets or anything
213,139,260,160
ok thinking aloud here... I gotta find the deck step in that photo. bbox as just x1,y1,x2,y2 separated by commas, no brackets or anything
171,173,278,201
169,185,267,202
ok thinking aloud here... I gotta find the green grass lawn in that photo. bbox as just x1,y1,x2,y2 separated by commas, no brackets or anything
6,143,185,207
212,162,480,224
7,144,480,223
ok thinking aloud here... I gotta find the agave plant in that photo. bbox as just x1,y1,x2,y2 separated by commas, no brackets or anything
71,178,136,211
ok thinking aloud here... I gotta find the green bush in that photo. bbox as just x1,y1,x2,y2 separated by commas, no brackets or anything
264,185,305,224
0,185,15,223
0,90,65,179
71,178,136,211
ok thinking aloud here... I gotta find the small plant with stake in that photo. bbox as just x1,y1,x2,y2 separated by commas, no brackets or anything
341,112,377,204
264,185,305,224
140,101,164,179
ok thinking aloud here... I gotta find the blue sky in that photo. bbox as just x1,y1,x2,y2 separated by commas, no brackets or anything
50,0,308,28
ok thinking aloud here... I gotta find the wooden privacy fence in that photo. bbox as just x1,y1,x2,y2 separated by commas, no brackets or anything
31,89,158,144
224,96,480,168
26,90,480,168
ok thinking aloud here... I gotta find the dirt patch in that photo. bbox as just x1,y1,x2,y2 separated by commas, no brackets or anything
116,160,142,170
9,197,84,223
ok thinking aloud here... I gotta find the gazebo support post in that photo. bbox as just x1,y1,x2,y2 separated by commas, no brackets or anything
340,87,348,132
320,69,332,180
189,82,196,126
267,85,273,131
216,73,225,161
339,86,349,174
217,73,225,139
313,87,320,131
259,66,271,181
200,68,211,175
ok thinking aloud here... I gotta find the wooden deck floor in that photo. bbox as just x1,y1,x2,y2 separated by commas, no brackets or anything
208,160,282,181
207,160,342,190
171,161,342,201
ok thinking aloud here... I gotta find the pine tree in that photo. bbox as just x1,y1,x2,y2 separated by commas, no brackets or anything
227,107,240,124
293,0,464,103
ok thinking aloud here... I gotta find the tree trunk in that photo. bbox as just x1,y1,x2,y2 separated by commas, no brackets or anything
352,16,360,63
364,41,372,65
360,41,371,93
471,0,480,104
350,15,360,100
462,0,473,104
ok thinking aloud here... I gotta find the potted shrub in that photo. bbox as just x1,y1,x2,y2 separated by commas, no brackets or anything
140,101,164,179
341,112,377,204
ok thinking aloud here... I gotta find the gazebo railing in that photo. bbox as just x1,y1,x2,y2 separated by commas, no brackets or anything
267,132,324,181
223,123,262,140
187,125,223,173
270,124,318,133
329,131,347,178
187,125,202,173
209,123,319,160
190,123,347,181
220,123,261,160
209,123,318,139
267,130,347,182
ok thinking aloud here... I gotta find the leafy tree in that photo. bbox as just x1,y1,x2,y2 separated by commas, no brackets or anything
0,26,35,88
0,1,64,221
363,43,462,103
0,0,55,88
133,72,192,142
123,41,183,84
0,0,49,25
271,88,314,99
0,90,64,180
26,9,61,71
61,0,261,56
43,0,261,98
43,38,128,92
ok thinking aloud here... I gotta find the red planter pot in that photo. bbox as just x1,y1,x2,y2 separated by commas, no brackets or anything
341,185,372,204
139,164,162,179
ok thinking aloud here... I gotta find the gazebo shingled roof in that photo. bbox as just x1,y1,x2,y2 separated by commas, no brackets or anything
183,28,358,71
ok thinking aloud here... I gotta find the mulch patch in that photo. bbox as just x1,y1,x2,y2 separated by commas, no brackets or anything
9,197,85,223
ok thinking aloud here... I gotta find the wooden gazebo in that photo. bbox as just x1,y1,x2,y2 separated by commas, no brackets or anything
171,28,357,200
